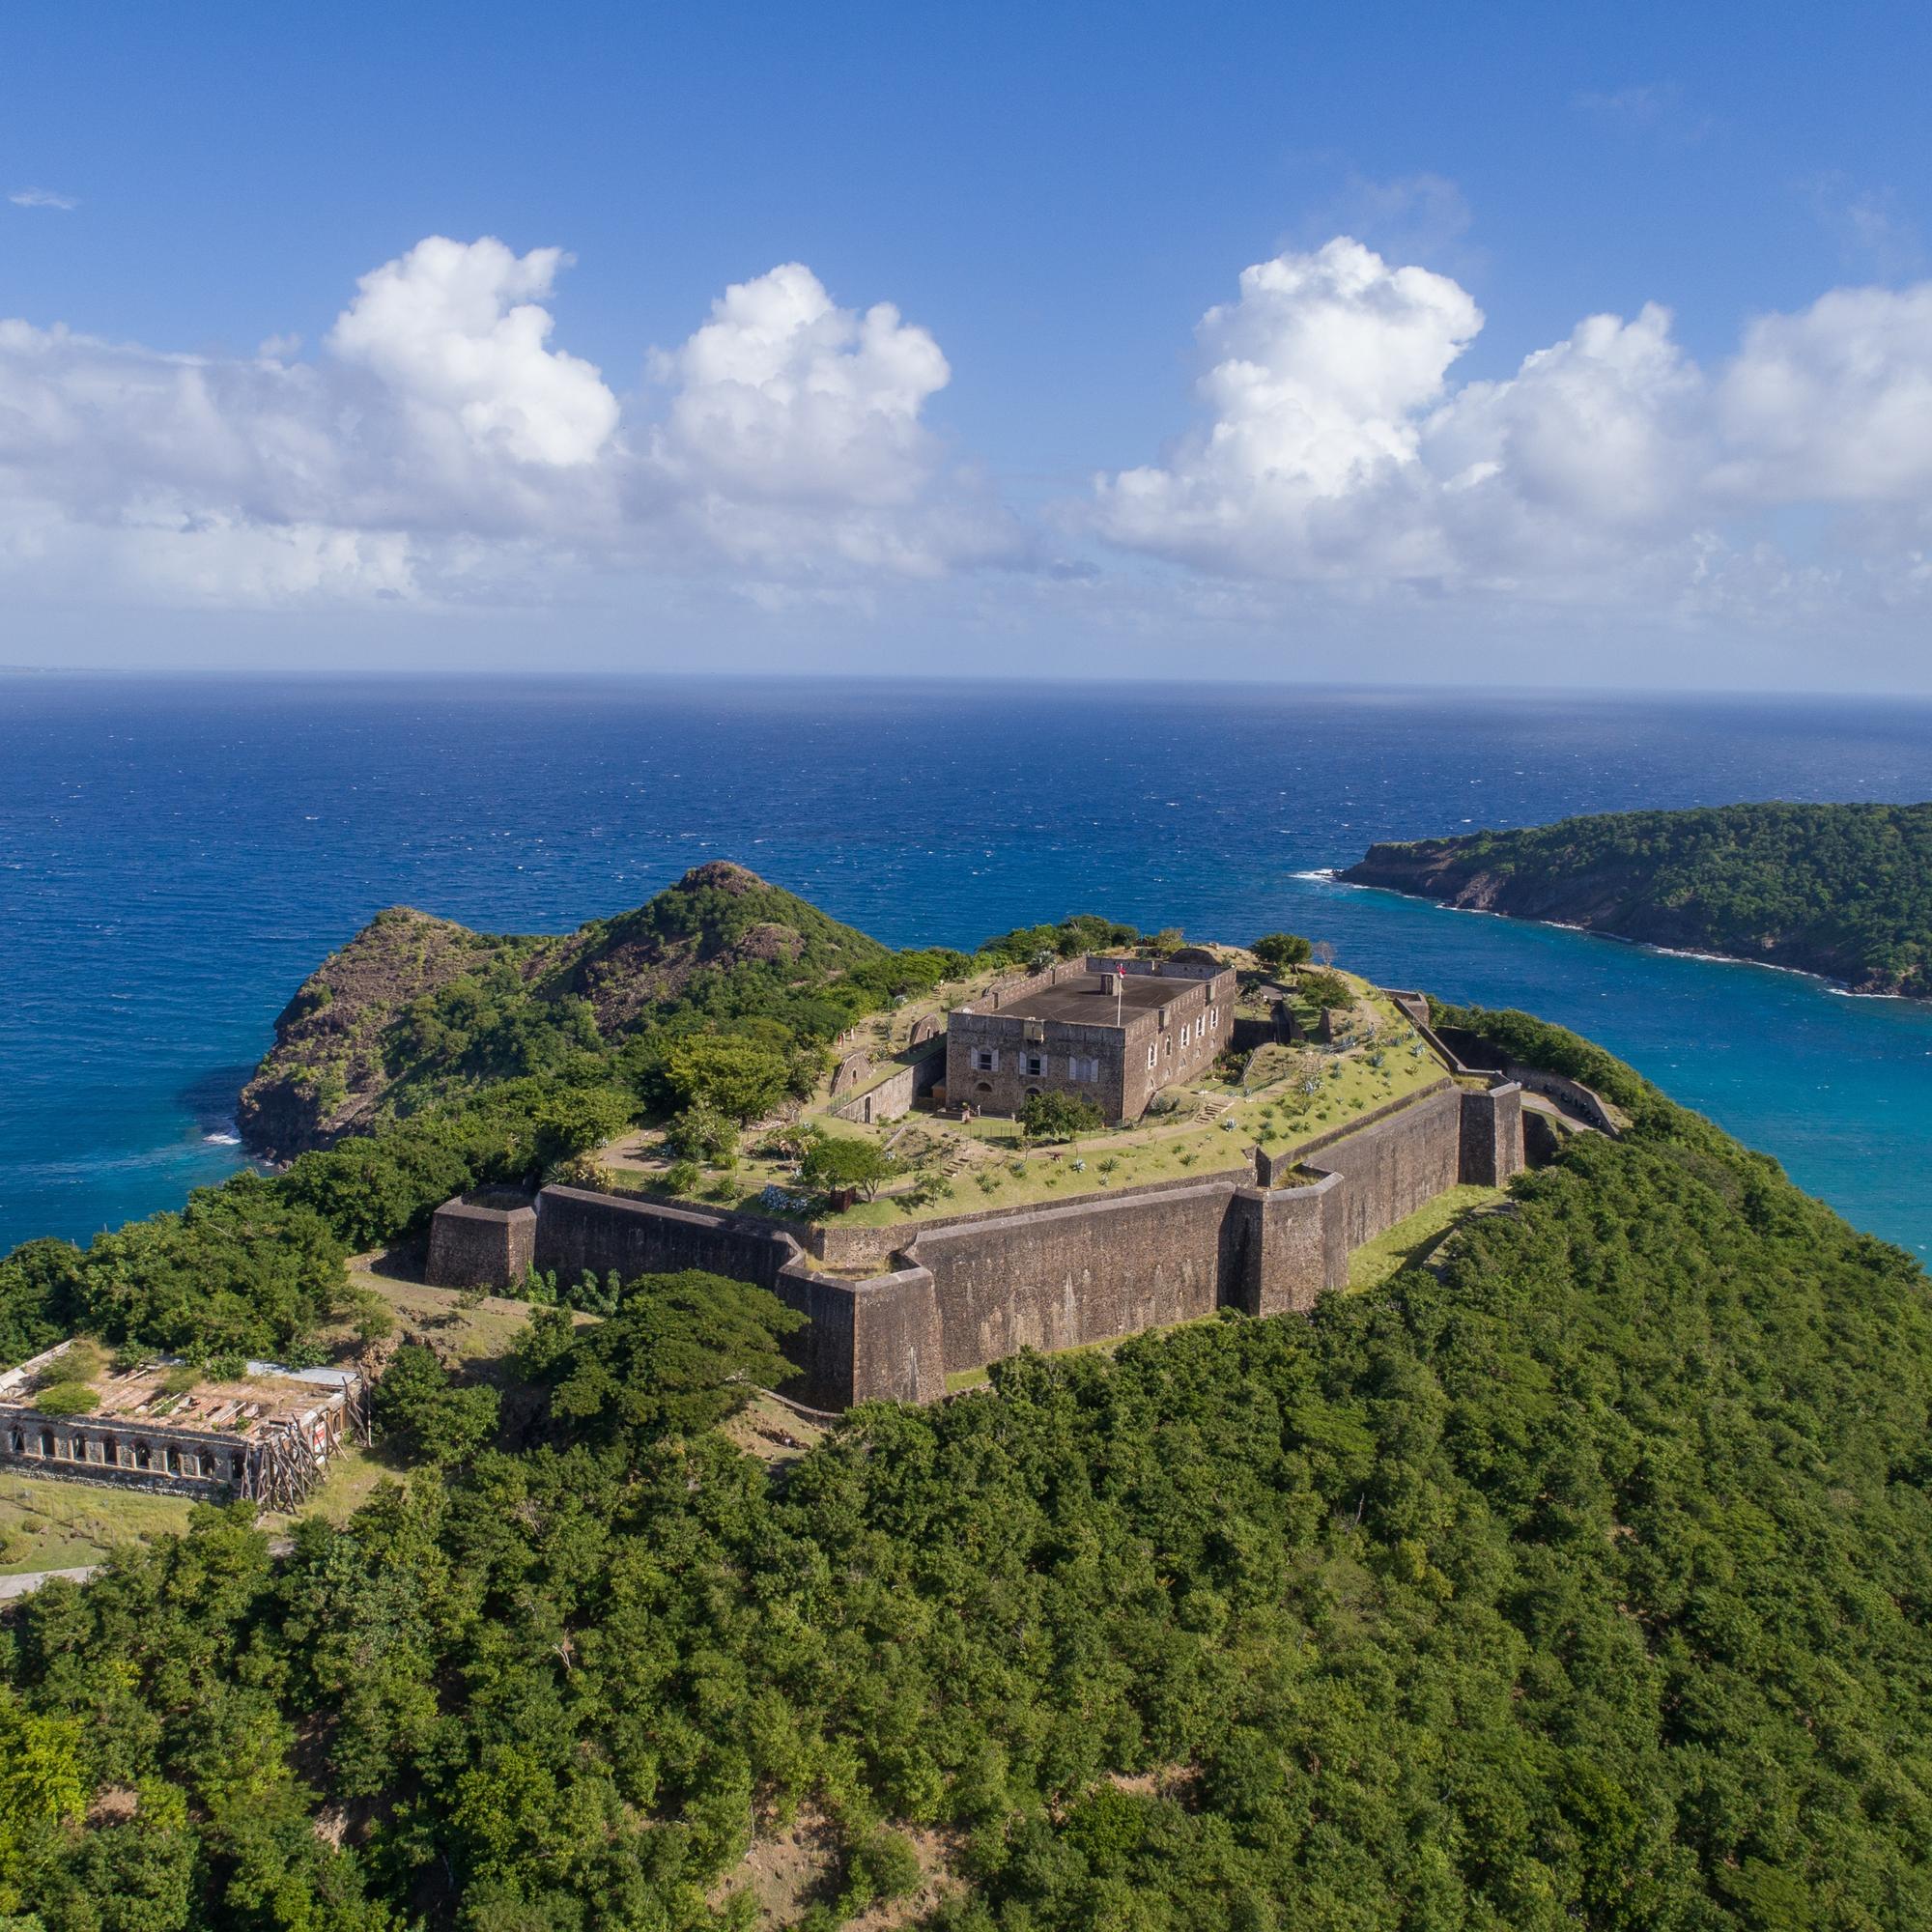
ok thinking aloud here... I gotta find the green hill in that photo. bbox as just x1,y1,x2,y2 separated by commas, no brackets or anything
5,1006,1931,1929
237,861,893,1158
1344,800,1932,996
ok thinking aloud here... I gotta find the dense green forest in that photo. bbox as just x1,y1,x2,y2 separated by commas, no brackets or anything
3,998,1930,1929
1343,801,1932,995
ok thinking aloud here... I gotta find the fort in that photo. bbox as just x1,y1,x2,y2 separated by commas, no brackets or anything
0,1340,364,1509
427,974,1539,1407
943,952,1238,1122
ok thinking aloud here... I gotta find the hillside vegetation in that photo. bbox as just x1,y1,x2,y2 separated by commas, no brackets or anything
1344,801,1932,996
237,862,899,1159
0,878,1137,1374
3,1007,1930,1930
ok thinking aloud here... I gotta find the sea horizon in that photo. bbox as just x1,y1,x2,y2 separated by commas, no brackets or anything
4,673,1931,1258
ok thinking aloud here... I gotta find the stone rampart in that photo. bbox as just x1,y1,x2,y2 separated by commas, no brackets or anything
534,1185,802,1293
907,1180,1239,1376
425,1191,536,1289
434,1065,1523,1410
1303,1085,1464,1254
826,1039,946,1125
1436,1029,1621,1134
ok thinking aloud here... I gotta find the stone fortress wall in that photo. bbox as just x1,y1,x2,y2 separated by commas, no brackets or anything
431,1046,1525,1409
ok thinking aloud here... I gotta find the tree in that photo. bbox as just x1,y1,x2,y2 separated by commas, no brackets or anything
372,1343,499,1467
799,1134,902,1202
544,1270,805,1445
0,1239,86,1369
513,1303,577,1382
1302,969,1352,1011
665,1034,795,1123
1018,1092,1104,1143
666,1103,738,1166
1250,932,1312,976
1310,939,1337,970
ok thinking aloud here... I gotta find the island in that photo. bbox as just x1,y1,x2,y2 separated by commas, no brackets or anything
1343,799,1932,997
1,863,1928,1930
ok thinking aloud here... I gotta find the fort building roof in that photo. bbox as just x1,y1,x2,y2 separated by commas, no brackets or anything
0,1341,355,1441
975,972,1186,1027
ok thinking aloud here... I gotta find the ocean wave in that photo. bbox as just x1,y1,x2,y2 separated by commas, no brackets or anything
202,1128,242,1146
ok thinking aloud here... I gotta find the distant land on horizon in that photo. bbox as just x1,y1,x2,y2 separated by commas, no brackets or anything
1344,800,1932,999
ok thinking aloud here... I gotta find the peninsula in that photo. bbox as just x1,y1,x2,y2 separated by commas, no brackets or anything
3,867,1930,1930
1343,799,1932,997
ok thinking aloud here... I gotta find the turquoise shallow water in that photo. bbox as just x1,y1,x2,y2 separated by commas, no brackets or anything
3,675,1930,1257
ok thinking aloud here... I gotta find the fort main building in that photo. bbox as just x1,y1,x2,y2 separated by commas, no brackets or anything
944,953,1236,1122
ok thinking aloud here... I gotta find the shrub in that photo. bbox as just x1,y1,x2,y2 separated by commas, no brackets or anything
1302,970,1352,1010
1018,1092,1104,1143
663,1159,702,1196
34,1380,97,1416
666,1104,737,1166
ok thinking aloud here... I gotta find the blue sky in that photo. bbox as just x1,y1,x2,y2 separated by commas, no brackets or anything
5,1,1931,686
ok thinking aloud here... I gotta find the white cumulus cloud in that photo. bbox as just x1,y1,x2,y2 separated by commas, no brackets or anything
1094,239,1932,620
9,187,78,211
653,261,950,505
0,238,1011,609
327,237,618,469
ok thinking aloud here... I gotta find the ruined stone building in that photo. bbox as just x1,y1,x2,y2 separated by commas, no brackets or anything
943,952,1238,1122
0,1342,363,1510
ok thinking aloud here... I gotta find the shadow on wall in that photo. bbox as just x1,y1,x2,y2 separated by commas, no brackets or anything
422,1075,1524,1410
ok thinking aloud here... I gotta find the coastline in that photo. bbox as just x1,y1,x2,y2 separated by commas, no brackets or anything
1331,872,1927,1004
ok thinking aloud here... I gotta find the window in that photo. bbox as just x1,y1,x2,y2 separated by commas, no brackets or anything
1069,1055,1098,1082
1180,1022,1190,1047
1209,1006,1218,1031
1147,1042,1157,1069
1025,1053,1045,1077
974,1048,998,1072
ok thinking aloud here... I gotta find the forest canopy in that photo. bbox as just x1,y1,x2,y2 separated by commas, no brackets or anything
4,1007,1930,1930
1344,800,1932,996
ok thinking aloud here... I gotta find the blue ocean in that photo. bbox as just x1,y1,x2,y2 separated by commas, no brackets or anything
4,675,1931,1259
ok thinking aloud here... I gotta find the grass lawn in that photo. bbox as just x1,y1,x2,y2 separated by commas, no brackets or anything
277,1442,407,1528
592,974,1460,1238
1346,1184,1508,1292
0,1470,196,1575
